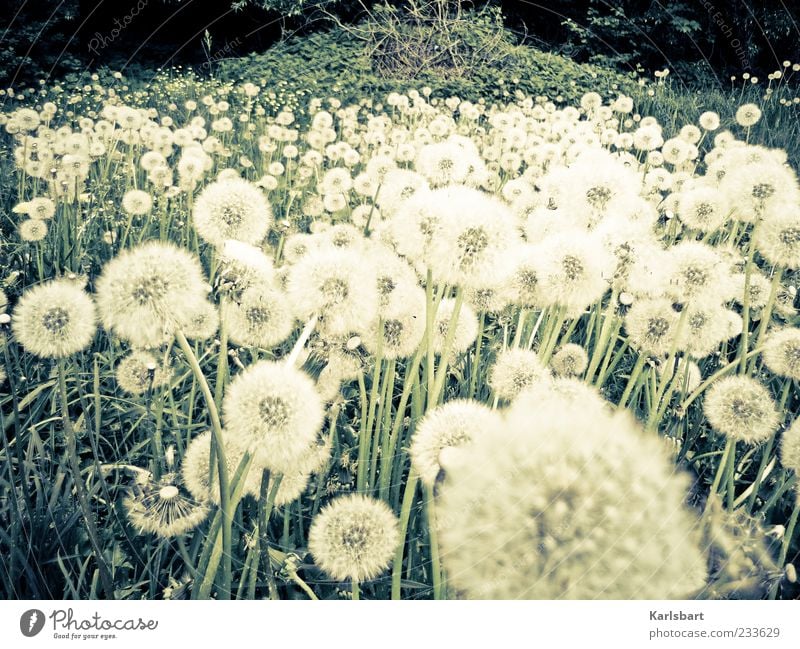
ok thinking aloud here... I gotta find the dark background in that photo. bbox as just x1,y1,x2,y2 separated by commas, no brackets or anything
1,0,798,87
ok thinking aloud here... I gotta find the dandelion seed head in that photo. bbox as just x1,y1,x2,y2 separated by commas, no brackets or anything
704,376,780,444
124,474,208,538
308,494,400,582
19,218,48,242
121,189,153,216
223,361,324,474
624,298,680,357
550,343,589,377
436,393,707,599
762,327,800,380
222,286,294,350
115,350,172,395
12,279,96,359
193,177,272,247
489,347,548,402
410,399,501,487
95,241,208,348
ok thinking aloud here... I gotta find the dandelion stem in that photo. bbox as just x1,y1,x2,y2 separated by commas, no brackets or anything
57,359,115,599
175,330,232,600
392,470,419,600
259,470,283,600
469,311,485,399
737,220,762,374
618,353,648,411
286,315,318,367
430,287,464,406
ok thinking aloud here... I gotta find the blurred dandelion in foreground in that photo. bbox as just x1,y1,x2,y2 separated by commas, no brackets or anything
12,279,96,358
435,390,707,599
308,494,400,582
124,474,208,538
704,376,780,444
780,419,800,473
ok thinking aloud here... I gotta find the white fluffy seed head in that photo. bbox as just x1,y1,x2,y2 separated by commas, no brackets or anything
193,177,273,247
410,399,502,487
223,361,324,474
308,494,400,582
489,347,549,402
436,391,707,599
12,279,96,359
704,376,780,444
95,241,208,348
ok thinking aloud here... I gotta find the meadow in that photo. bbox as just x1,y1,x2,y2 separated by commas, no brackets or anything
1,34,800,600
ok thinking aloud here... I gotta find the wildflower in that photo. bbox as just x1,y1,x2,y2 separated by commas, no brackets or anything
19,219,48,242
762,327,800,380
95,241,209,348
678,303,735,359
735,103,762,127
217,239,274,292
780,419,800,473
436,392,706,598
704,376,780,444
223,360,324,474
182,431,258,505
754,202,800,268
424,186,518,287
121,189,153,216
624,298,681,357
222,286,295,349
12,279,96,358
193,177,272,247
675,185,730,233
124,474,208,538
410,399,501,487
179,300,219,341
550,343,589,377
308,494,400,582
432,298,479,358
663,241,728,305
415,141,473,187
286,247,378,338
115,350,172,395
535,232,612,316
489,348,548,401
699,111,721,131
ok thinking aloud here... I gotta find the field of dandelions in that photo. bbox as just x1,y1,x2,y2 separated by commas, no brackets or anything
1,67,800,601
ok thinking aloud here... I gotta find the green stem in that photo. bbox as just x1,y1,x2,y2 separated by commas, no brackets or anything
618,353,648,410
425,484,445,600
430,287,464,406
57,360,115,599
737,220,762,374
175,330,232,599
392,471,419,600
